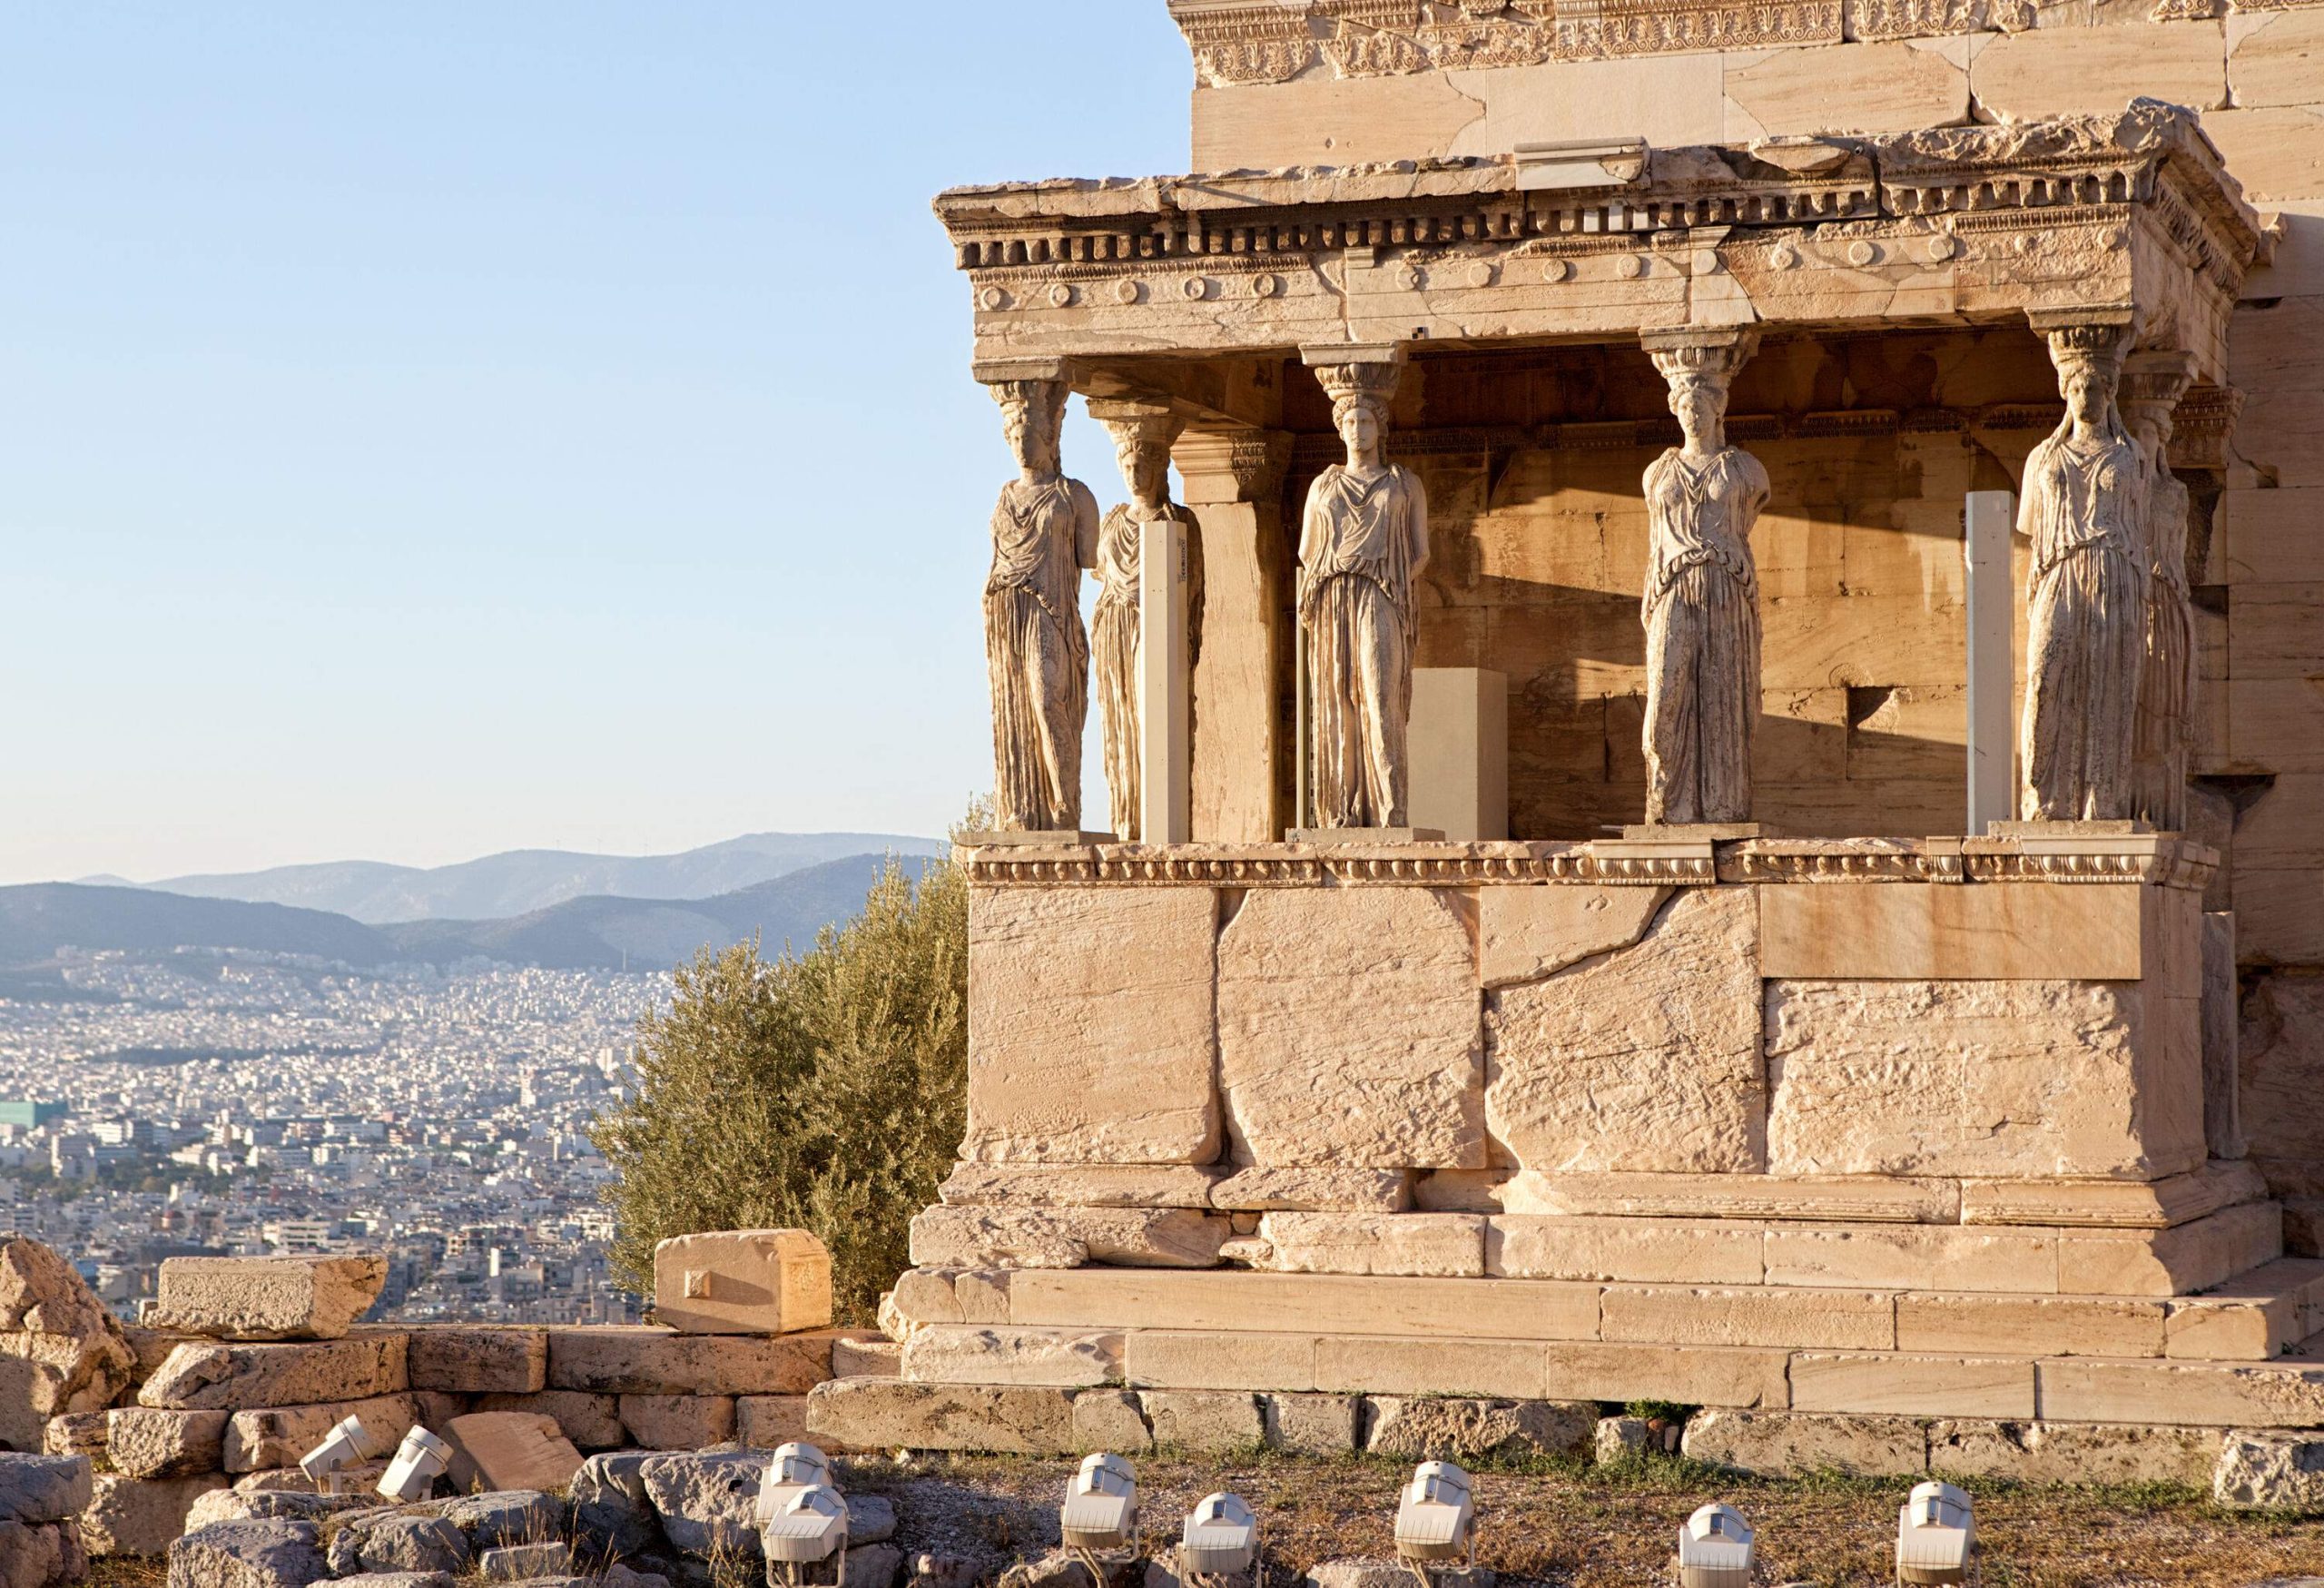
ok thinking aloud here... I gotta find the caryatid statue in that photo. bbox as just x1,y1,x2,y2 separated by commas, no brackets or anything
2019,321,2146,823
2121,350,2199,831
1298,354,1429,829
1640,330,1768,826
982,378,1099,832
1091,405,1191,842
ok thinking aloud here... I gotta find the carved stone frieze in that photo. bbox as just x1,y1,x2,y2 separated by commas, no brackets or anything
1170,2,1320,86
1843,0,2031,38
1556,0,1842,58
2169,384,2243,471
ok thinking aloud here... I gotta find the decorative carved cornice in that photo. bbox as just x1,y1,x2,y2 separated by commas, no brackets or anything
1843,0,2031,39
2170,384,2243,471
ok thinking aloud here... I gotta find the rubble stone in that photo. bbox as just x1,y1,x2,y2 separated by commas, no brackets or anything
406,1331,547,1396
139,1338,408,1414
1594,1416,1649,1463
147,1258,386,1342
474,1392,624,1452
79,1474,230,1558
618,1396,736,1452
0,1457,90,1526
222,1395,416,1474
568,1452,662,1559
0,1521,83,1588
1262,1394,1362,1455
478,1544,571,1582
1364,1398,1592,1461
442,1414,584,1494
638,1449,763,1559
108,1408,230,1480
843,1543,904,1588
347,1519,468,1579
1681,1409,1926,1477
2215,1428,2324,1511
40,1415,103,1460
182,1492,359,1531
167,1520,328,1588
545,1328,829,1396
0,1242,135,1452
438,1492,564,1553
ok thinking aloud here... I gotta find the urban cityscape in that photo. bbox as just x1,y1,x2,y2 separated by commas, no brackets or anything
0,944,665,1326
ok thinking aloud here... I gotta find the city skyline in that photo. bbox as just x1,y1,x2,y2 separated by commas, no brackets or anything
2,5,1188,885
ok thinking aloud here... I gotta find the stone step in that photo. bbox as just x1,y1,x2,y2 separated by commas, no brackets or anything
891,1256,2324,1363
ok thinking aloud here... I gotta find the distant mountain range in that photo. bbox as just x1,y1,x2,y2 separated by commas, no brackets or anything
3,838,949,979
110,832,947,924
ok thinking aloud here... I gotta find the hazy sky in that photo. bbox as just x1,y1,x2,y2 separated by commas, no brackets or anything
2,5,1192,884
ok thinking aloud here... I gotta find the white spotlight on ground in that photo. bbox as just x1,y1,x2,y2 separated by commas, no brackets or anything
762,1484,851,1588
1061,1453,1139,1588
1179,1492,1261,1586
376,1426,451,1504
1896,1481,1975,1586
298,1413,372,1494
1676,1503,1754,1588
1394,1460,1475,1584
754,1442,839,1524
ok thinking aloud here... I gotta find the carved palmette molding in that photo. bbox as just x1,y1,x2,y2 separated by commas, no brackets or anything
1172,3,1320,86
962,845,1716,888
1843,0,2031,39
1556,0,1842,58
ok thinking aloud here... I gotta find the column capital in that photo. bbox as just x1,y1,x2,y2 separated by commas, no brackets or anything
1174,426,1293,505
2121,348,2199,415
1086,398,1187,454
2168,382,2243,471
971,355,1078,388
1641,325,1759,388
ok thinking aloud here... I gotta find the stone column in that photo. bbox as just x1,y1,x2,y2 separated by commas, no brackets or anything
1637,328,1768,831
1088,399,1193,845
1174,427,1293,843
2017,313,2143,824
2120,349,2200,833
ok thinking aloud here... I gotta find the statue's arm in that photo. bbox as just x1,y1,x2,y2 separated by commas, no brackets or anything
1405,468,1432,579
1073,481,1101,571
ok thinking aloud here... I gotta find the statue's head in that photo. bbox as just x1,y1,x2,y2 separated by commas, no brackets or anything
2045,323,2129,436
1315,360,1403,465
1100,409,1183,506
991,380,1066,474
1646,333,1752,452
1667,371,1728,449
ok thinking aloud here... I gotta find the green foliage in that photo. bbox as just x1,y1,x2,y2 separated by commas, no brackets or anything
590,843,970,1324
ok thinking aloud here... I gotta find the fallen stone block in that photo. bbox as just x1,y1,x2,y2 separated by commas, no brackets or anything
442,1414,584,1494
108,1408,230,1480
167,1519,328,1588
0,1520,84,1588
78,1474,230,1557
546,1328,830,1396
342,1518,468,1579
147,1259,386,1343
140,1337,409,1413
0,1456,91,1527
735,1396,810,1449
40,1415,104,1460
638,1448,763,1559
0,1240,135,1446
222,1395,416,1475
901,1327,1123,1388
845,1543,903,1588
568,1452,662,1559
183,1492,362,1531
619,1396,735,1451
474,1391,623,1451
2215,1428,2324,1511
330,1576,453,1588
479,1544,573,1583
406,1330,547,1396
1306,1563,1492,1588
1140,1390,1264,1454
1261,1394,1361,1455
909,1208,1226,1270
1364,1398,1593,1461
653,1231,833,1337
1681,1409,1927,1477
1927,1420,2218,1486
806,1379,1077,1455
438,1492,563,1553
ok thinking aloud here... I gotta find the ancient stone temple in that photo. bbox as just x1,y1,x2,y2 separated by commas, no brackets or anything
814,1,2324,1471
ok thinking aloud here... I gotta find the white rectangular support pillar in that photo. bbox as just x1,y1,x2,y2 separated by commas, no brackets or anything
1410,667,1510,841
1965,489,2016,834
1139,512,1192,844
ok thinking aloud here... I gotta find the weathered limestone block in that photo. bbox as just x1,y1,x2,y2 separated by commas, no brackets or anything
1487,890,1763,1173
908,1207,1226,1270
804,1379,1078,1455
1766,979,2203,1179
1364,1398,1593,1462
545,1327,829,1396
884,1270,966,1329
832,1332,900,1378
1217,887,1484,1168
329,1575,450,1588
1486,1215,1762,1284
940,1165,1221,1209
0,1521,84,1588
80,1474,231,1558
1477,885,1669,988
900,1327,1123,1388
637,1447,769,1559
1138,1390,1264,1453
1599,1285,1892,1350
1928,1421,2218,1486
405,1330,547,1396
222,1395,417,1474
472,1391,623,1452
41,1415,103,1460
106,1408,229,1480
1262,1394,1361,1455
2214,1428,2324,1510
167,1520,327,1588
735,1396,809,1449
183,1493,357,1531
1896,1296,2165,1358
147,1258,385,1342
1068,1389,1151,1454
477,1544,569,1583
1209,1169,1410,1213
568,1451,660,1560
2041,1358,2324,1426
0,1457,90,1526
0,1242,135,1450
2241,972,2324,1172
442,1412,584,1492
652,1230,832,1336
965,887,1221,1164
438,1490,563,1551
340,1519,468,1580
1247,1214,1484,1277
617,1396,735,1452
140,1337,408,1413
1681,1409,1926,1477
1791,1354,2034,1419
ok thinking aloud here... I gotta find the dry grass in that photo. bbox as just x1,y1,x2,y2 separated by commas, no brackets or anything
842,1449,2324,1588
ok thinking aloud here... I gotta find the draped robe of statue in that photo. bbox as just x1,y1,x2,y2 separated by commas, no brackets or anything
1642,445,1769,824
2019,426,2146,821
984,473,1098,831
1298,462,1430,828
2132,459,2196,829
1090,499,1196,841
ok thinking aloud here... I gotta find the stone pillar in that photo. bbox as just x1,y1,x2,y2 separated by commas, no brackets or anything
1175,426,1293,843
1965,489,2017,834
2120,349,2201,833
1637,328,1767,832
1089,399,1194,846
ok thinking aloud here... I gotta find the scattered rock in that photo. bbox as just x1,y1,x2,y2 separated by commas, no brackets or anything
139,1337,409,1414
78,1473,231,1558
350,1517,470,1578
108,1408,230,1480
845,1543,905,1588
0,1520,85,1588
1364,1398,1593,1462
601,1566,671,1588
1307,1563,1491,1588
0,1456,92,1526
440,1492,565,1553
847,1495,897,1545
0,1241,135,1452
568,1453,663,1559
2216,1429,2324,1511
166,1519,329,1588
478,1544,572,1582
184,1492,363,1531
638,1449,763,1559
910,1553,980,1588
146,1258,386,1342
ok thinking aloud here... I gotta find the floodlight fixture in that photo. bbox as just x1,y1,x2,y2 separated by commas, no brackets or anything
762,1484,851,1588
298,1413,372,1494
376,1425,451,1504
1062,1453,1139,1588
1896,1481,1975,1586
1675,1503,1754,1588
1179,1492,1260,1586
754,1442,839,1524
1394,1460,1475,1583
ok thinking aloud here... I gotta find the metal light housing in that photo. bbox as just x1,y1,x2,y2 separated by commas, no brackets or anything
1061,1453,1139,1553
299,1413,371,1487
376,1425,451,1504
763,1484,851,1566
754,1442,838,1524
1179,1492,1259,1581
1896,1481,1975,1586
1676,1502,1755,1588
1393,1461,1474,1565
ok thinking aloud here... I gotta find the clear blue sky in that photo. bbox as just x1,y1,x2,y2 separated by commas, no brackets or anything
1,5,1192,884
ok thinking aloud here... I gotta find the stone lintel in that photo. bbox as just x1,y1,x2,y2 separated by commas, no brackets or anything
1299,342,1408,369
